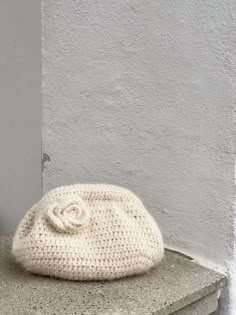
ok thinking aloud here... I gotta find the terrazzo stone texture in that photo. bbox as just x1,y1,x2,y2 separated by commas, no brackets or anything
0,236,227,315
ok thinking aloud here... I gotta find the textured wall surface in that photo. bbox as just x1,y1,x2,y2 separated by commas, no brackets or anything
42,0,236,301
0,0,41,233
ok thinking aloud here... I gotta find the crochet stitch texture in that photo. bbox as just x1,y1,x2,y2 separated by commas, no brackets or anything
12,184,164,280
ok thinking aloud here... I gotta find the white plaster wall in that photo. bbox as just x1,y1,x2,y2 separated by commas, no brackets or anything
0,0,41,233
42,1,236,311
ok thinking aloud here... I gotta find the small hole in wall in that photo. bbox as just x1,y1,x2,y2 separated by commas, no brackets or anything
42,153,51,171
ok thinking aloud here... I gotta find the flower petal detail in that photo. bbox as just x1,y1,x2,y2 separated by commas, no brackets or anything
45,198,90,233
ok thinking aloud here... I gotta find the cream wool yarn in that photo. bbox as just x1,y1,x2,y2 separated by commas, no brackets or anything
12,184,164,280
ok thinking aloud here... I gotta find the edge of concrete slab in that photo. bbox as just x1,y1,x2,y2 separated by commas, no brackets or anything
171,291,218,315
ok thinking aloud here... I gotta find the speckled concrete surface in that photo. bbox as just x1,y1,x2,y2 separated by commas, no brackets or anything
0,236,226,315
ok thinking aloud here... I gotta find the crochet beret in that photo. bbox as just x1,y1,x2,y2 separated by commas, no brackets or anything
12,184,164,280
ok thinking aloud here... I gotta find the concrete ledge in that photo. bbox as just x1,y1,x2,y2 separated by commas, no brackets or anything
0,236,227,315
171,292,218,315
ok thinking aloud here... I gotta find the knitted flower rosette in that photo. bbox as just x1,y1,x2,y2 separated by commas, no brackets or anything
45,198,90,234
12,184,164,281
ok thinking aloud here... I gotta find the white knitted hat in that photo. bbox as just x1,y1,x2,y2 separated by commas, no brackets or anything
12,184,164,280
